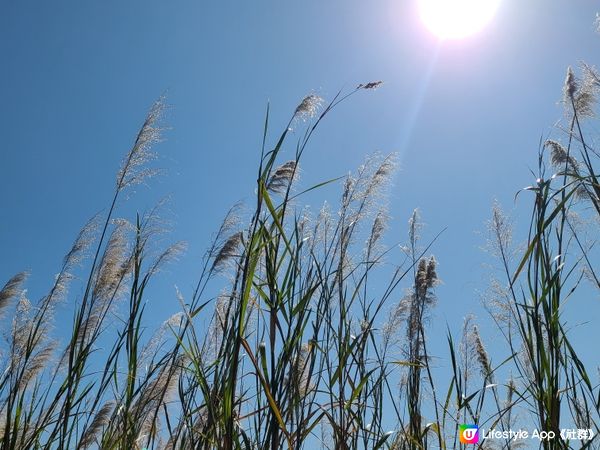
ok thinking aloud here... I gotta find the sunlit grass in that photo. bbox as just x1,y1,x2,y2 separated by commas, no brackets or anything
1,67,599,450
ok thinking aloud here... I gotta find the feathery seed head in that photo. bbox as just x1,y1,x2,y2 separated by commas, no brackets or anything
365,153,398,199
80,402,115,449
93,220,131,302
294,94,323,120
416,259,428,294
165,312,185,329
15,291,31,316
408,209,422,250
218,203,242,237
373,154,397,183
267,160,298,194
117,97,165,190
149,241,187,276
563,65,599,117
342,175,355,208
62,216,99,270
212,232,243,272
472,325,492,379
575,64,599,117
0,272,28,314
506,377,516,405
19,341,57,390
11,291,33,353
366,210,388,255
359,81,384,90
564,66,577,101
290,343,313,396
426,256,438,288
382,295,411,346
545,140,578,171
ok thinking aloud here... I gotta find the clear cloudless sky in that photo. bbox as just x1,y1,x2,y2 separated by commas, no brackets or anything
1,1,599,372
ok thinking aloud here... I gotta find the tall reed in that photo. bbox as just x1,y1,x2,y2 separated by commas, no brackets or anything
2,63,600,450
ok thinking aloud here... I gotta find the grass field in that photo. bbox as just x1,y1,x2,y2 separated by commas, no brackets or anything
1,69,600,449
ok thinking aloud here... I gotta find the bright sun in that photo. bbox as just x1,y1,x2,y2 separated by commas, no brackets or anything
418,0,501,40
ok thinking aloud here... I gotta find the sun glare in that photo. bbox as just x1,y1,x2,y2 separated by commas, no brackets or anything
418,0,501,40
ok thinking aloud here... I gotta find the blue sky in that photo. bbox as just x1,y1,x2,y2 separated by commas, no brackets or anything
1,1,599,376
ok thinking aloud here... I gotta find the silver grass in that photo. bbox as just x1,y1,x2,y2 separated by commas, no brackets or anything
415,258,428,296
381,295,411,349
267,160,298,194
62,215,99,271
10,293,35,356
45,216,98,308
582,62,600,87
486,202,515,262
75,221,132,347
358,80,384,90
472,325,492,379
140,356,184,407
132,356,184,442
48,271,74,308
214,293,230,331
408,209,422,254
403,256,438,366
117,98,164,191
342,153,397,219
573,398,591,430
79,402,115,449
545,139,578,171
563,65,599,117
370,210,387,245
164,311,185,329
139,312,185,370
212,202,242,247
212,232,243,271
506,377,516,408
93,219,131,302
205,292,234,360
313,202,332,250
564,66,577,103
366,153,397,197
415,257,437,296
296,207,312,246
573,182,596,202
0,272,27,315
405,294,422,354
482,278,513,329
575,65,599,117
159,430,182,450
148,241,187,276
426,256,437,287
341,175,355,209
294,94,323,121
366,209,388,257
18,341,56,391
459,315,476,381
75,309,103,348
334,154,399,272
290,343,314,397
